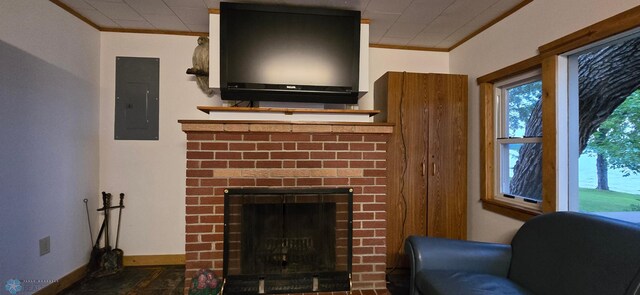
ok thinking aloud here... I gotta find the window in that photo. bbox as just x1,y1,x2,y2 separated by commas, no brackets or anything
478,65,550,221
478,5,639,222
495,74,543,207
566,32,640,223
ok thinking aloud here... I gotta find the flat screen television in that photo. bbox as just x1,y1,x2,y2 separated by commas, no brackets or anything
220,2,361,104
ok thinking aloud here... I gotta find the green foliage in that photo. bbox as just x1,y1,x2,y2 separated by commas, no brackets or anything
507,81,542,136
585,89,640,176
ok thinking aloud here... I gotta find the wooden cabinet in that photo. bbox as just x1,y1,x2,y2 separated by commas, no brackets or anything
374,72,468,268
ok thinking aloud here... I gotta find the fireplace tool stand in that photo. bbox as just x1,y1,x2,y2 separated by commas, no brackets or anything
88,192,125,277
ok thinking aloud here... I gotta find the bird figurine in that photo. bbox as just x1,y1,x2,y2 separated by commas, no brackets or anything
189,36,214,96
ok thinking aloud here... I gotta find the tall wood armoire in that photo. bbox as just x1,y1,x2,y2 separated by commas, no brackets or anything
374,72,468,268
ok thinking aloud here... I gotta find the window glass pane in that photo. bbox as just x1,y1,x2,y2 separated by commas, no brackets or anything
578,89,640,216
568,34,640,223
500,143,542,201
506,81,542,137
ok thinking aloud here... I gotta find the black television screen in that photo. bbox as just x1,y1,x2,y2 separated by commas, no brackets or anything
220,2,361,104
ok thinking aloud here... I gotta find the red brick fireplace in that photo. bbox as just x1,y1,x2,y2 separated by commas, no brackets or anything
180,120,392,294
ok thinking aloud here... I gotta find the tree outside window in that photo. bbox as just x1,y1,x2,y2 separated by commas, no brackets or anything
508,35,640,218
569,36,640,217
495,77,542,204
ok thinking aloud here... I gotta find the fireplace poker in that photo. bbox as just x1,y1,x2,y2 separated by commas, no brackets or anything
83,198,93,244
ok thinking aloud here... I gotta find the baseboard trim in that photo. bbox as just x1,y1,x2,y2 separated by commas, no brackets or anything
123,254,186,266
33,264,87,295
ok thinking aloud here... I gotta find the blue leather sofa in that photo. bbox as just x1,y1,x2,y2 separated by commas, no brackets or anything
405,212,640,295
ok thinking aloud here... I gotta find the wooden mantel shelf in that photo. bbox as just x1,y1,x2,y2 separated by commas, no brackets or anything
197,106,380,117
178,120,394,134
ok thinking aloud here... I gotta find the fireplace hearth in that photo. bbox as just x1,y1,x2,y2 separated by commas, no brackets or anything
223,188,353,294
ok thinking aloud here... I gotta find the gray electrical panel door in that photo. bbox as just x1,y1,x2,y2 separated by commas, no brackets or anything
115,57,159,140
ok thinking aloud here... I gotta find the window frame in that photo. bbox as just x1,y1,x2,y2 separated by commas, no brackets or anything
477,5,640,221
564,30,640,216
479,61,555,221
494,72,543,210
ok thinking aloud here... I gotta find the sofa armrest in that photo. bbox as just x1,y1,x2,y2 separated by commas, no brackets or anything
405,236,512,295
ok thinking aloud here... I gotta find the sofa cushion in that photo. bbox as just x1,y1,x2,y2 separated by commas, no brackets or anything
509,212,640,295
416,270,533,295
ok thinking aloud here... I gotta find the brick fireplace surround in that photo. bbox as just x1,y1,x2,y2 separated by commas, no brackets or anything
180,120,393,295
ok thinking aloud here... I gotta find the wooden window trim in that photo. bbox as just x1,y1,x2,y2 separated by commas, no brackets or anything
479,63,554,222
478,5,640,221
540,56,557,213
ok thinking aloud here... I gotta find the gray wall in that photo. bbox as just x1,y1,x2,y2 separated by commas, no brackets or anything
0,0,100,283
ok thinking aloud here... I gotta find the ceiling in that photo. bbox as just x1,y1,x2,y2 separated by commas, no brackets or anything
53,0,529,50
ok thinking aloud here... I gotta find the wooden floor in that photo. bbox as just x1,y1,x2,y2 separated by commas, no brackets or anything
59,265,409,295
59,265,184,295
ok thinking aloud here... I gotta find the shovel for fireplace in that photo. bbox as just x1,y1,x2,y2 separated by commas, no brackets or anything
100,193,123,276
87,192,108,275
112,193,125,269
93,192,124,277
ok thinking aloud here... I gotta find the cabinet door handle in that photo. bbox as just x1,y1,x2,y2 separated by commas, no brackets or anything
421,162,425,176
432,163,436,176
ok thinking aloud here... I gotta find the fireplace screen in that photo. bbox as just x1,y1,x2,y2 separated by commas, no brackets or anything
223,188,353,294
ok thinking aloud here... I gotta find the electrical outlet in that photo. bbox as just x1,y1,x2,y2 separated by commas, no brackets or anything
39,236,50,256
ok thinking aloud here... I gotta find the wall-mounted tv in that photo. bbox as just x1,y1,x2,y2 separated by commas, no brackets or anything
220,2,361,104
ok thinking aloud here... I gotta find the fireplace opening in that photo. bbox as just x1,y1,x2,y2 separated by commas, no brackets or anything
223,188,353,294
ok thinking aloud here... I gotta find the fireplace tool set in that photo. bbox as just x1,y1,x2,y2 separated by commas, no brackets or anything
84,191,125,277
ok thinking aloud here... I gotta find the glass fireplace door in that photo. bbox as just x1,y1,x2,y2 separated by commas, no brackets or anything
223,188,352,294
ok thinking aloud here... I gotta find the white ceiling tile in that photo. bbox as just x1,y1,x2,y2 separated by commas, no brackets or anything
423,15,467,34
163,0,208,8
365,10,400,38
57,0,531,49
172,6,209,25
365,0,411,14
439,24,475,44
442,0,496,20
203,0,221,9
143,14,189,30
362,10,400,22
369,22,392,37
435,39,456,47
369,34,383,43
412,31,450,42
378,36,411,46
89,1,144,20
406,39,441,48
75,8,120,27
463,9,500,29
115,19,155,29
61,0,95,10
325,0,370,11
407,30,449,47
397,0,454,24
85,0,123,3
125,0,174,15
489,0,525,13
386,22,426,38
369,21,388,37
451,0,521,35
185,23,210,32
